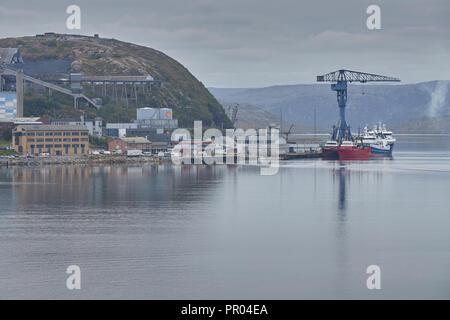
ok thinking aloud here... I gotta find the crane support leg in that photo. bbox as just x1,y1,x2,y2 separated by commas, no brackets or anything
331,81,350,141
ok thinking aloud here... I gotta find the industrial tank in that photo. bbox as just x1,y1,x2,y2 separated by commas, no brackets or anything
137,107,158,120
159,108,173,120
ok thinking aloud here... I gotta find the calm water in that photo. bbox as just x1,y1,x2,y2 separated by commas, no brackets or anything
0,135,449,299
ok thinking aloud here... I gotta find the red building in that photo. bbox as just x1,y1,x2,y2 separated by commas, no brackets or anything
0,117,46,139
108,137,152,153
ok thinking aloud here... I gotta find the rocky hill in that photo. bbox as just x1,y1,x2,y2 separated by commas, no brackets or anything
0,34,232,128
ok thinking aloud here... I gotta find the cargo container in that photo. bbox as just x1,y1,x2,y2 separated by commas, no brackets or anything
126,149,143,157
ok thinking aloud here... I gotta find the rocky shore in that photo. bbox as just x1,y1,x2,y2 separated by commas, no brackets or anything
0,155,170,167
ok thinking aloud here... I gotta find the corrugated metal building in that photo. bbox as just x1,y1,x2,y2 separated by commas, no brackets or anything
0,48,23,65
0,93,17,119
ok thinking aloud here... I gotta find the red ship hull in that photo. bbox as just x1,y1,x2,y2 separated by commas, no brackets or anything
322,146,339,160
337,146,371,160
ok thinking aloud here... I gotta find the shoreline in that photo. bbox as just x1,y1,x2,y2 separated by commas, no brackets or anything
0,155,170,167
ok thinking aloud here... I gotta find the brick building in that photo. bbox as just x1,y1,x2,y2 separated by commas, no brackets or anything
108,137,152,153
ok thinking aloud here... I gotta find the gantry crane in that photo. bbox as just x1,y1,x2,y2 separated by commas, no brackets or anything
316,69,400,141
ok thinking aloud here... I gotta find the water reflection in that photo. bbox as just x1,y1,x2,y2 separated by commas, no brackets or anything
9,164,230,213
1,143,449,299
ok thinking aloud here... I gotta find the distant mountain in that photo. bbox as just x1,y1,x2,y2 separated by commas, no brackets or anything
0,34,232,128
392,116,450,134
222,102,321,133
209,81,450,132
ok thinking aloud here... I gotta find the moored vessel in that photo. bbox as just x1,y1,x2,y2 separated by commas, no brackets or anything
322,140,339,159
369,139,393,157
336,141,371,160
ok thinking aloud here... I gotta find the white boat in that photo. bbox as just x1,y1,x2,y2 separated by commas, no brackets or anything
357,123,395,157
361,125,377,145
377,123,396,146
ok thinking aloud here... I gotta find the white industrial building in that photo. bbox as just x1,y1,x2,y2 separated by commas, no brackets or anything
51,115,103,137
137,107,173,121
106,107,178,138
0,93,17,120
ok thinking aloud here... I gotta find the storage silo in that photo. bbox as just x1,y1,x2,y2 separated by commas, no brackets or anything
137,107,158,121
159,108,173,120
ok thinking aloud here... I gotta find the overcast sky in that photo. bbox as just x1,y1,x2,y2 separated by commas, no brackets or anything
1,0,449,87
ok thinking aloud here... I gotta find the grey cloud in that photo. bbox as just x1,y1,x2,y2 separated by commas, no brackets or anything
0,0,449,87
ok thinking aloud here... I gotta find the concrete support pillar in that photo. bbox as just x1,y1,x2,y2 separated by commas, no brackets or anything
16,70,24,117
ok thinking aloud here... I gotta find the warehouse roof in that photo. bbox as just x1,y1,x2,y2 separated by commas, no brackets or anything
17,124,89,131
0,117,42,123
118,137,151,144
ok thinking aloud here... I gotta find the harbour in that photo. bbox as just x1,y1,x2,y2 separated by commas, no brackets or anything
0,0,448,302
0,135,449,299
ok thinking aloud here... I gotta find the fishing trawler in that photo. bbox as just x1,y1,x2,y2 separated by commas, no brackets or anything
322,123,395,160
359,123,395,157
336,140,371,160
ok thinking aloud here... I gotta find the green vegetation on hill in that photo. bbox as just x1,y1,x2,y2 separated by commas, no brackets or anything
0,34,232,128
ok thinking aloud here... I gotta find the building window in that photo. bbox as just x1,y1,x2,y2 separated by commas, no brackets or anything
63,138,71,142
45,145,53,149
45,132,53,136
63,132,71,136
37,138,44,142
27,138,35,142
54,144,62,148
72,132,79,136
54,132,62,136
81,132,89,136
37,132,44,136
45,138,53,142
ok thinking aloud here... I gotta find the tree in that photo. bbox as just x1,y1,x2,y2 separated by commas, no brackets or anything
2,129,12,141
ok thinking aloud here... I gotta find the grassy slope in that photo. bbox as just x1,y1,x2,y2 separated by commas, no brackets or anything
0,34,232,128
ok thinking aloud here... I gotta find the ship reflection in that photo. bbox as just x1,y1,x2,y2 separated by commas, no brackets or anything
332,162,385,216
332,164,348,221
338,166,346,212
331,162,385,293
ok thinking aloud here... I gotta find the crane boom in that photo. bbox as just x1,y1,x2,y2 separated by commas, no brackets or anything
317,69,400,83
316,69,400,141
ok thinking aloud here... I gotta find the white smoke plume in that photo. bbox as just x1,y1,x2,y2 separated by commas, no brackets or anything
427,81,449,118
